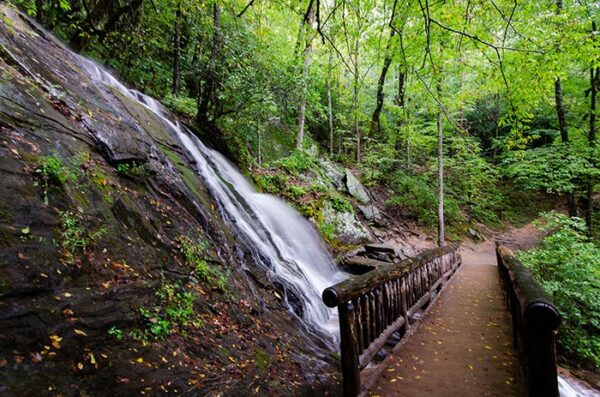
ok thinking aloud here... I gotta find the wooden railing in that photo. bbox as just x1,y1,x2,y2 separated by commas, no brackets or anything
496,245,561,397
322,244,462,396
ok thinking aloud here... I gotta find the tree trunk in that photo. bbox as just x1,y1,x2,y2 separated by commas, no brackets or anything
354,37,361,162
437,100,445,247
368,30,395,137
397,67,406,107
553,0,577,217
555,79,568,144
197,1,221,126
586,19,598,234
327,47,334,155
257,123,262,165
35,0,44,24
172,3,182,96
354,63,360,161
295,1,315,150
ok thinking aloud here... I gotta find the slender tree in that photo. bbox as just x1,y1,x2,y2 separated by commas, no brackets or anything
172,2,182,96
553,0,577,216
197,0,221,127
369,29,396,137
296,0,316,150
437,79,445,247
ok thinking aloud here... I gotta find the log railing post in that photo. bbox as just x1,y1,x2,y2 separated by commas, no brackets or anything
339,301,361,396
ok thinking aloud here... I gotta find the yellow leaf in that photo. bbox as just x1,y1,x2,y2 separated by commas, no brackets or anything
137,358,144,363
74,329,88,336
485,345,492,350
77,362,83,370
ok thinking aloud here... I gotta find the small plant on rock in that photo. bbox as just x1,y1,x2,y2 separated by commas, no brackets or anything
178,235,228,292
59,210,105,265
138,281,199,339
36,155,79,205
115,161,149,177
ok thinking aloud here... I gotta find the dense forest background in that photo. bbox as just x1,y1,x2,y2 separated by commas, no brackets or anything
10,0,600,371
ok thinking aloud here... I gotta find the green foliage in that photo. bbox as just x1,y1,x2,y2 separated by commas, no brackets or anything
107,326,124,341
386,173,459,227
178,235,228,292
518,212,600,369
317,221,336,243
328,194,353,213
58,210,105,265
287,184,306,199
253,173,286,194
503,145,599,194
272,150,315,175
115,161,149,177
138,281,199,339
163,94,197,118
36,156,79,205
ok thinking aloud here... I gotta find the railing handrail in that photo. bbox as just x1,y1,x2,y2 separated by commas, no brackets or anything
496,244,561,397
323,243,459,307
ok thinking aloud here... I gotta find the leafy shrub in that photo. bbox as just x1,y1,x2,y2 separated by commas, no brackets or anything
518,212,600,369
503,145,598,194
253,174,287,195
386,173,460,226
272,150,315,175
328,194,353,213
162,93,198,118
287,184,306,199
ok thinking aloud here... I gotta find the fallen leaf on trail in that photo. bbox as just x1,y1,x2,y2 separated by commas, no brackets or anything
74,329,87,336
137,358,144,363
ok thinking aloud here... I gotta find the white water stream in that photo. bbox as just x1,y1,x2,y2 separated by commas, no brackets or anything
77,57,346,347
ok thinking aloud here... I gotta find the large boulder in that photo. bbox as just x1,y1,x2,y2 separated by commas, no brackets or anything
319,159,346,189
322,203,371,245
345,170,370,204
358,203,382,222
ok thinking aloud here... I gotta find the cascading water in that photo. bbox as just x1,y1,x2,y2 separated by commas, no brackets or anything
77,57,347,347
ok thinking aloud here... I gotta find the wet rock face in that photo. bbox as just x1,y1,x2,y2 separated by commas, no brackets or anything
0,5,335,396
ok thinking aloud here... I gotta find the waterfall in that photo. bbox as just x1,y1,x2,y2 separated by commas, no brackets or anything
77,58,346,347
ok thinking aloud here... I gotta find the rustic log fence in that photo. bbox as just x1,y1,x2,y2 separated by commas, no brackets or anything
322,244,462,396
496,244,561,397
